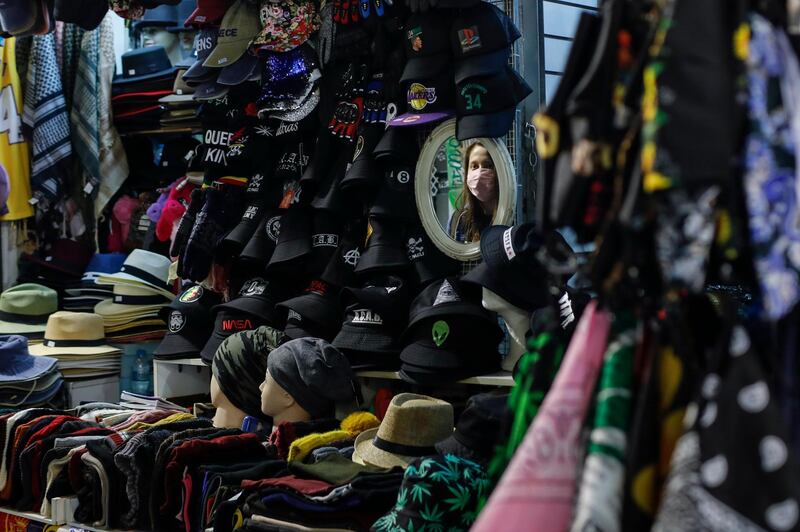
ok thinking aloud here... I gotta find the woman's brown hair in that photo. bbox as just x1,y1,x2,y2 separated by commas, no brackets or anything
453,142,493,242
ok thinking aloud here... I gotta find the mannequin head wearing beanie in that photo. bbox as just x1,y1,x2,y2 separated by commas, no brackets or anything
211,326,284,429
260,338,359,425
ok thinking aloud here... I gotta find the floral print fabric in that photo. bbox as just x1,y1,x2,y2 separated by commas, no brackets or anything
744,14,800,320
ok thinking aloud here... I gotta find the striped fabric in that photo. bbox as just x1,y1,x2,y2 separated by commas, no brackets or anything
22,33,72,199
71,13,129,219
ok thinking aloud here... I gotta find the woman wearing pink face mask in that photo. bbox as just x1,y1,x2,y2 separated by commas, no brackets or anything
449,142,499,242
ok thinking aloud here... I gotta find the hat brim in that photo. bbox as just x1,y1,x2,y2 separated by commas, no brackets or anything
203,41,250,68
399,340,465,370
268,239,313,269
456,108,516,141
400,53,451,83
217,53,259,85
0,355,58,382
182,60,215,82
340,158,380,190
29,344,121,357
390,111,453,128
434,434,488,464
154,332,205,357
353,245,408,275
193,81,229,101
0,322,47,335
94,300,168,317
159,93,195,104
113,67,178,86
184,6,227,27
214,298,285,328
282,321,330,341
95,273,174,299
332,325,399,356
454,49,510,84
353,428,419,469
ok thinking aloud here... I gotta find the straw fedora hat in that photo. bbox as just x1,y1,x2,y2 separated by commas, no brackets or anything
353,393,454,469
0,283,58,336
94,283,172,319
28,312,121,357
96,249,175,299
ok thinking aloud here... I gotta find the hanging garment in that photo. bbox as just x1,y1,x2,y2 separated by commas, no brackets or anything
570,315,636,532
0,37,33,222
23,32,73,200
472,301,612,532
743,14,800,321
653,321,800,532
70,12,129,220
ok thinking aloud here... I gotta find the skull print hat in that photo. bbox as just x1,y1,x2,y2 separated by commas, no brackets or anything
155,284,223,359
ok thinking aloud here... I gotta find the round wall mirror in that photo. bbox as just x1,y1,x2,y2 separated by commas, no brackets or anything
415,119,517,261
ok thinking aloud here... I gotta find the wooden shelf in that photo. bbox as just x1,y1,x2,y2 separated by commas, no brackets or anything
356,370,515,387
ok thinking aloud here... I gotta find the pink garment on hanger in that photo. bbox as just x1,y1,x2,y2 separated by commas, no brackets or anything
472,300,612,532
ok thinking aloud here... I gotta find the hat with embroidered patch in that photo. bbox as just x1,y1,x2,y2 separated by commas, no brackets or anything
267,206,313,273
455,66,532,141
353,393,453,469
217,50,260,85
390,70,456,127
240,209,283,267
450,2,521,84
340,124,384,190
353,218,409,275
203,0,261,68
200,310,267,364
213,277,293,329
400,13,452,83
405,276,491,329
404,225,460,286
369,161,418,222
185,0,234,28
276,280,342,341
319,219,365,289
114,46,178,85
155,284,222,359
183,27,219,82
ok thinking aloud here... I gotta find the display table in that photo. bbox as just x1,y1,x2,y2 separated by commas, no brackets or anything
0,504,145,532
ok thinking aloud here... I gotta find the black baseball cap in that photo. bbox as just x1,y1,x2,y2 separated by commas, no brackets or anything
369,161,418,222
401,13,452,83
277,280,342,341
405,225,460,286
240,209,283,267
183,27,219,82
220,170,273,255
450,2,521,84
213,277,293,328
462,223,575,311
390,70,456,127
155,284,223,359
455,66,532,141
405,276,493,330
340,125,384,191
218,51,260,86
319,219,366,288
373,126,420,164
267,206,312,272
193,79,229,101
354,218,409,275
200,309,267,364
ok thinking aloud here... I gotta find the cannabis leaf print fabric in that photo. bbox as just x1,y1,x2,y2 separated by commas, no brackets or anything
371,454,490,532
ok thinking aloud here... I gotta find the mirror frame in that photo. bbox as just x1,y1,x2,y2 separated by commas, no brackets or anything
415,119,517,261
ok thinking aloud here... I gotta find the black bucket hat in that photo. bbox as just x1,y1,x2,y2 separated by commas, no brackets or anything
450,2,521,84
200,309,267,364
276,280,342,341
400,13,452,83
240,208,283,267
369,161,418,222
462,223,576,311
404,225,460,286
340,124,384,191
373,126,420,164
333,275,409,368
405,276,493,329
155,284,222,359
267,206,313,272
455,66,532,141
220,170,273,256
354,218,409,275
319,219,366,288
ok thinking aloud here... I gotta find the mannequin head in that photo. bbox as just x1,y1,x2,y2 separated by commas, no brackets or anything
141,31,181,64
210,375,248,429
482,287,531,371
260,370,311,424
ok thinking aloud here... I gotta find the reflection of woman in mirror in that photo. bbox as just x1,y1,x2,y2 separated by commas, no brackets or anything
449,142,498,242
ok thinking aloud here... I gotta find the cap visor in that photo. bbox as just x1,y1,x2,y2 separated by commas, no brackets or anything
400,53,451,83
182,60,214,82
390,111,453,127
332,325,398,355
154,333,205,357
454,48,510,84
353,245,408,274
203,41,249,68
218,53,258,86
193,81,229,101
456,108,516,141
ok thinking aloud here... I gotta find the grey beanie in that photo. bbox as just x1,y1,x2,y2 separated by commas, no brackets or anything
267,338,358,419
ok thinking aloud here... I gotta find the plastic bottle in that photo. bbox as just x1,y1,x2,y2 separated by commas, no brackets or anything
131,349,151,395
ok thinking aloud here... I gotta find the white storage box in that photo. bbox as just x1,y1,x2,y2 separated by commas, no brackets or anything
64,376,120,407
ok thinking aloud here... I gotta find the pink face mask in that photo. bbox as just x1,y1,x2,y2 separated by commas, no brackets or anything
467,168,497,202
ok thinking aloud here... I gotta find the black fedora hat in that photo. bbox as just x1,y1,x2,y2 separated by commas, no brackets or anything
114,46,177,85
435,391,509,464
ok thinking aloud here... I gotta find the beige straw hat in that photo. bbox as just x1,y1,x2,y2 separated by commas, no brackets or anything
28,312,121,357
353,393,454,469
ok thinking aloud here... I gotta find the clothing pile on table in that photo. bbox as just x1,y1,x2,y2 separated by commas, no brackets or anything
28,312,122,381
0,336,62,409
93,250,175,343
